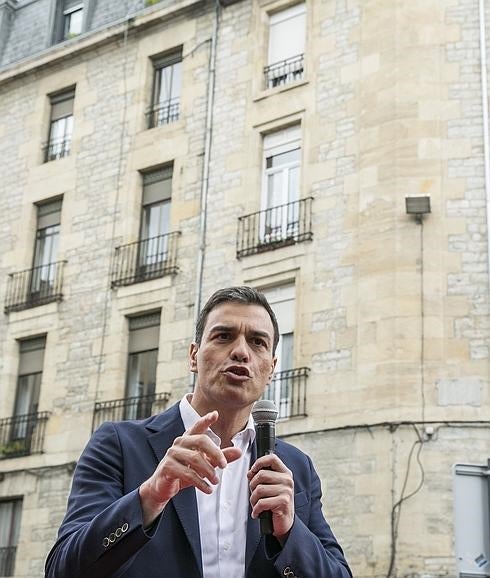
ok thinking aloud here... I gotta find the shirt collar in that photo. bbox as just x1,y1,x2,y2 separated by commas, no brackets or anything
179,394,256,448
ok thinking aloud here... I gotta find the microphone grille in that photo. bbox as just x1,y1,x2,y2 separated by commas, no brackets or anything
252,399,278,424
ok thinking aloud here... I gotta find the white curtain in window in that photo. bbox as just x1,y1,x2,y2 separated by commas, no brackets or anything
156,61,182,104
268,3,306,65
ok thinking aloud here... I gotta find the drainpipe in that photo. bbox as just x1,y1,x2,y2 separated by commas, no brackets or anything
191,0,220,389
478,0,490,296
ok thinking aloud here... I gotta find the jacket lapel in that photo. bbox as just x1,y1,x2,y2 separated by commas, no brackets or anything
145,404,203,576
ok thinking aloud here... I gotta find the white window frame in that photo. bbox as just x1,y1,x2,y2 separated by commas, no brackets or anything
266,2,306,88
260,125,302,243
261,284,296,418
453,462,490,577
63,2,84,38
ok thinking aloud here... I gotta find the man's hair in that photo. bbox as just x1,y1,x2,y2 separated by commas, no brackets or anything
195,286,279,355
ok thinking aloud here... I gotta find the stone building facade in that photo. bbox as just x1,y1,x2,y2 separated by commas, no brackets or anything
0,0,489,577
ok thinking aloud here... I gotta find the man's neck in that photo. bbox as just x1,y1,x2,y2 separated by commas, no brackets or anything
189,394,251,448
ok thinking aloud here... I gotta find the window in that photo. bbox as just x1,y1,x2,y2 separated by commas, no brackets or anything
265,3,305,89
261,125,301,242
148,52,182,128
12,336,46,442
453,462,490,577
125,313,161,420
31,198,62,300
45,89,75,161
139,166,172,271
262,284,295,418
62,0,83,40
0,499,22,577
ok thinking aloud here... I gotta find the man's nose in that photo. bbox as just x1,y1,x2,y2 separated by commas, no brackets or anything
230,336,250,362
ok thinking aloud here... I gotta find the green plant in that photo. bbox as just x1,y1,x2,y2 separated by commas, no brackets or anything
0,439,27,458
145,0,161,6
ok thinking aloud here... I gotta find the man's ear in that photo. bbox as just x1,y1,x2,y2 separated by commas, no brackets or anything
269,356,277,382
189,342,199,373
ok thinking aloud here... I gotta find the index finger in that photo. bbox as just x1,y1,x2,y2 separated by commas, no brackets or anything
184,410,219,436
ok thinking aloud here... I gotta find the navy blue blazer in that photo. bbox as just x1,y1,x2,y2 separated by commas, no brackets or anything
45,403,351,578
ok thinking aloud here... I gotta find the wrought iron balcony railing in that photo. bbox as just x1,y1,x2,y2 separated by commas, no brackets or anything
262,367,309,420
237,197,313,258
264,54,304,89
92,392,171,432
43,136,72,162
4,261,66,313
0,412,50,460
0,546,16,577
147,98,180,128
111,232,181,288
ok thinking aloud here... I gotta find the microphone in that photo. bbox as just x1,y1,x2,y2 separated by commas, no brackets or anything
252,399,278,536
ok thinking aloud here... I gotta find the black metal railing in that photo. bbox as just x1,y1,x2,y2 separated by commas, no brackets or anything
111,232,180,288
0,547,16,577
237,197,313,258
4,261,66,313
43,136,72,162
92,392,171,432
147,98,180,128
0,412,50,460
264,54,304,89
262,367,309,419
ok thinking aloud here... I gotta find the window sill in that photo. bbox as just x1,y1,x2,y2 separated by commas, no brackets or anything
253,78,309,103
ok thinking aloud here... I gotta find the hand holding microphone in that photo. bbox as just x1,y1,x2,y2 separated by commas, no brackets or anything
248,400,295,542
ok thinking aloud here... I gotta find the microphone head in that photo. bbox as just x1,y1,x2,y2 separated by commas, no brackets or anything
252,399,278,425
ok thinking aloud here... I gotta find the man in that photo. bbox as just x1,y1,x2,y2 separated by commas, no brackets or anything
45,286,351,578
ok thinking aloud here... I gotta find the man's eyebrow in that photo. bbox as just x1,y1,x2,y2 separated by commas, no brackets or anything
250,330,271,339
208,324,234,333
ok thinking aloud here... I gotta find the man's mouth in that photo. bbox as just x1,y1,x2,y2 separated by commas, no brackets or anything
223,365,251,379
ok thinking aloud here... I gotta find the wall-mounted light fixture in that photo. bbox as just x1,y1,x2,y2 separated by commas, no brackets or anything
405,196,431,223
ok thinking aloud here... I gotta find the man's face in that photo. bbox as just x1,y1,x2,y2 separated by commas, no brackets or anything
189,302,277,412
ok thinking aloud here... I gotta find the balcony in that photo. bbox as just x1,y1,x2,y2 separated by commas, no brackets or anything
0,412,50,459
4,261,66,313
43,136,71,162
111,232,180,288
237,197,313,258
264,54,304,89
262,367,309,420
0,547,16,577
147,98,180,129
92,392,171,432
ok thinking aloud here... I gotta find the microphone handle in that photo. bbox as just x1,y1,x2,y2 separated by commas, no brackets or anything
255,422,276,536
259,509,273,535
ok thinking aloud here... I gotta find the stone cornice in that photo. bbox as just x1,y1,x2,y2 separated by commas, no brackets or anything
0,0,204,86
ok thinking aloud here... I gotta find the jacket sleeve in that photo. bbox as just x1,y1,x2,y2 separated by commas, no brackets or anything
271,454,352,578
44,422,155,578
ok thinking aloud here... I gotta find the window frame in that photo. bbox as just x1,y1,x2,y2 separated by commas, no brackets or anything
0,498,22,578
265,2,306,89
260,125,302,242
125,313,161,419
148,51,183,128
45,89,75,162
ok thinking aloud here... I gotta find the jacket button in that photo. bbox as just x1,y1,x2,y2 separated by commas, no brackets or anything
109,533,116,543
103,537,110,548
122,522,129,532
115,528,122,537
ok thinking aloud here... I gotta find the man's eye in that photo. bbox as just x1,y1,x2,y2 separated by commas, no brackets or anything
217,333,230,340
253,338,266,347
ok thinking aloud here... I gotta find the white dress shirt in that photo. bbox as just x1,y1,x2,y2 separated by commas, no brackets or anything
179,394,255,578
